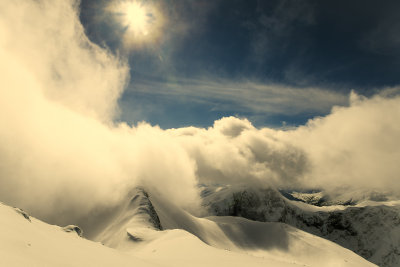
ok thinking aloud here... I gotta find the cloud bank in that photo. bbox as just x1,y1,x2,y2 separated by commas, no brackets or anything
286,91,400,191
169,91,400,194
1,0,400,236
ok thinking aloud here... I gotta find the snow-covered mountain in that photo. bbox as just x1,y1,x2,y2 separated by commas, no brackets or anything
201,184,400,267
0,188,376,267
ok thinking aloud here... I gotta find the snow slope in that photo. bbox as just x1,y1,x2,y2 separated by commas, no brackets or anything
0,202,155,267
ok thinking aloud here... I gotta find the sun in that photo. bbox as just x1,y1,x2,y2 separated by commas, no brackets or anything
110,0,165,48
124,2,151,36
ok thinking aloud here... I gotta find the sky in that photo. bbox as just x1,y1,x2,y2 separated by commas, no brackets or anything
80,0,400,128
1,0,400,233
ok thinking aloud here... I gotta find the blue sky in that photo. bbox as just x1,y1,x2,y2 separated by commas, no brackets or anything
79,0,400,128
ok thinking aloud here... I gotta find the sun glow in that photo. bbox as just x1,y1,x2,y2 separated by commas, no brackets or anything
110,0,165,48
124,2,150,36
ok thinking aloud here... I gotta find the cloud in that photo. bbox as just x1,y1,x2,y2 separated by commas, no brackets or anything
1,0,400,240
169,116,310,188
284,91,400,192
0,0,129,123
167,90,400,195
126,78,348,118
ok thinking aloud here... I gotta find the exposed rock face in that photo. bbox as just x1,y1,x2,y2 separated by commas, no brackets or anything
131,189,162,231
95,187,162,249
202,185,400,267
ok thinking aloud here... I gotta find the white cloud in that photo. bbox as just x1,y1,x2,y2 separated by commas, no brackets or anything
168,91,400,194
0,0,128,123
285,92,400,192
169,117,309,188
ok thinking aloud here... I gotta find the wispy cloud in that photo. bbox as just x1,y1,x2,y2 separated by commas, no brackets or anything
126,77,348,117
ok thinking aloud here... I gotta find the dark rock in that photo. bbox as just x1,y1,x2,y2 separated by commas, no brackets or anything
62,225,83,237
14,208,31,222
